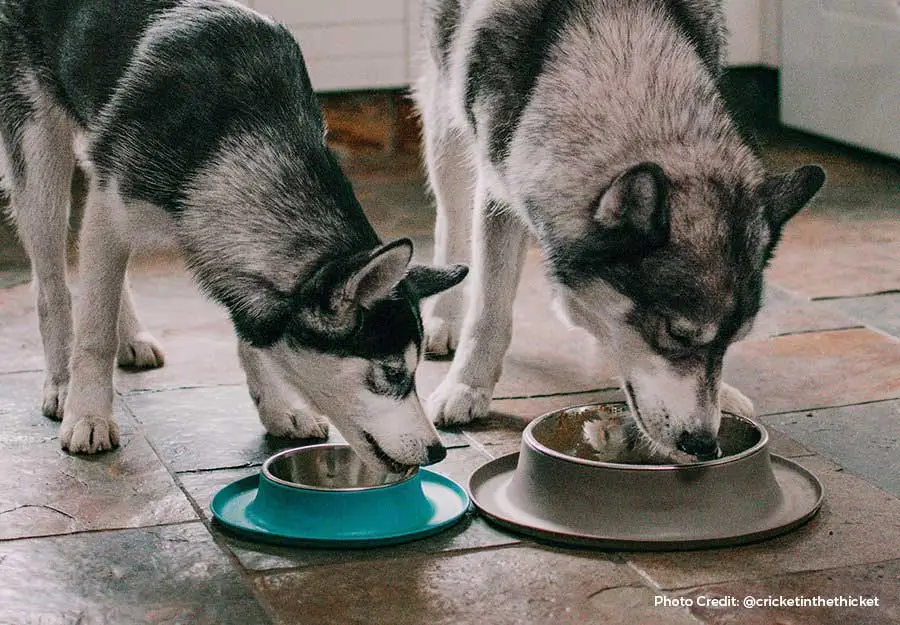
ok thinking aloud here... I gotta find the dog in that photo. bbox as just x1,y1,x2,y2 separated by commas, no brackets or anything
415,0,825,459
0,0,468,471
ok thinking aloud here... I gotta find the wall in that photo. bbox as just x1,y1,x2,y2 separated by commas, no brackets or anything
243,1,778,92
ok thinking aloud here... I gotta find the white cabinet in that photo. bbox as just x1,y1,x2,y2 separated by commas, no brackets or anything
781,0,900,158
242,0,418,92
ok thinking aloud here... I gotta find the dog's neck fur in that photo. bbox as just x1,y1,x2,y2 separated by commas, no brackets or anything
177,129,382,344
503,2,766,246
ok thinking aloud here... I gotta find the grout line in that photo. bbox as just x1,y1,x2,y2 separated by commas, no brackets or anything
245,540,526,580
812,289,900,301
656,555,900,593
759,395,900,418
763,324,864,339
0,519,201,544
123,382,244,395
622,559,663,591
492,386,623,402
0,368,43,376
175,463,261,476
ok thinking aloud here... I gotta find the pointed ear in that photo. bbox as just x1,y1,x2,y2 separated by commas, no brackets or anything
595,162,669,247
759,165,825,230
342,238,413,309
404,264,469,300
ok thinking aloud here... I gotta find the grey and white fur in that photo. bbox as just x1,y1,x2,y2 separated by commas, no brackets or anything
416,0,825,459
0,0,468,471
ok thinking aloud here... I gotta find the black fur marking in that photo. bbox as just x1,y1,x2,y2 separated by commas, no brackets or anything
658,0,722,77
92,8,321,212
464,0,584,163
0,90,30,187
426,0,461,69
17,0,181,125
365,360,414,399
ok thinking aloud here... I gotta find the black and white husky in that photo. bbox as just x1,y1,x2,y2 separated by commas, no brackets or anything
0,0,467,471
416,0,825,459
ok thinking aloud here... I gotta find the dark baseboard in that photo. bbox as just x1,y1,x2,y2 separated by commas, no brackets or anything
718,65,780,144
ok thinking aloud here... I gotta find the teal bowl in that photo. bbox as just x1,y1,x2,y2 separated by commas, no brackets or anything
249,445,432,536
211,444,470,547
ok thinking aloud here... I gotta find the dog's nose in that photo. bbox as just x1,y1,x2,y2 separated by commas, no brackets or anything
424,443,447,465
676,430,720,460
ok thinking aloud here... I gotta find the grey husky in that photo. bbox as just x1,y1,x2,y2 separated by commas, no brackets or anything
0,0,467,471
416,0,825,459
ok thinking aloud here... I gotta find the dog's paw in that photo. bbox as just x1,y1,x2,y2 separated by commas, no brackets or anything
41,378,68,421
60,413,120,454
258,403,330,440
117,331,165,369
423,314,461,357
428,380,491,427
720,382,755,418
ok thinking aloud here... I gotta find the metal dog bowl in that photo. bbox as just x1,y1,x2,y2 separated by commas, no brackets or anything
469,404,823,550
211,444,469,547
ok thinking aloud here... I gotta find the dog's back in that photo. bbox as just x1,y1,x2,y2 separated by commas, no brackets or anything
0,0,380,337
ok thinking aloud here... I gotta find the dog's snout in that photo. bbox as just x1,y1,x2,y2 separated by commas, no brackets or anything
424,442,447,466
676,430,720,460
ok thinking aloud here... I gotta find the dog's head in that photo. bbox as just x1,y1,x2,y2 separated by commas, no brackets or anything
230,239,467,472
550,162,825,458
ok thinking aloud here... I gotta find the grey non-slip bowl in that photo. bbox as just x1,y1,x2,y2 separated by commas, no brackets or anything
469,404,823,550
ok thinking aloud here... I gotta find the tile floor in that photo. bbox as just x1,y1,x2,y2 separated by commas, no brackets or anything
0,127,898,624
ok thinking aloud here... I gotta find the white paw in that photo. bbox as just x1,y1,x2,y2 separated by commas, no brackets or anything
720,382,755,418
117,331,165,369
258,403,330,439
423,314,461,356
428,380,492,427
60,413,120,453
41,378,68,421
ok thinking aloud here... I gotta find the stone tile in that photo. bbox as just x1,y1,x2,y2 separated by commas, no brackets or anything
583,586,706,625
0,264,244,387
682,559,900,625
114,265,247,391
179,446,518,572
0,523,272,625
814,292,900,339
0,373,196,540
0,267,29,289
0,282,45,373
253,546,641,625
766,190,900,299
625,455,900,589
745,285,857,341
126,385,468,473
464,389,626,458
763,400,900,497
723,328,900,416
764,426,816,459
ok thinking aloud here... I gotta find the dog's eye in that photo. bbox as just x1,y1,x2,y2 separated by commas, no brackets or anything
665,317,698,345
365,363,413,398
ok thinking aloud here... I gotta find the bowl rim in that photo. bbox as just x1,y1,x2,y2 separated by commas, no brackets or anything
261,443,419,492
522,403,770,471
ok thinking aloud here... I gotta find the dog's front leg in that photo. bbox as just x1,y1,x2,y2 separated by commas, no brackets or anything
237,341,329,440
116,278,165,370
421,126,473,355
719,382,755,418
60,184,127,453
428,186,528,426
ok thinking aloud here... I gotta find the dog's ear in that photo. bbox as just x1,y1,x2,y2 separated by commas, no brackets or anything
759,165,825,231
595,162,669,248
404,264,469,300
341,238,413,309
